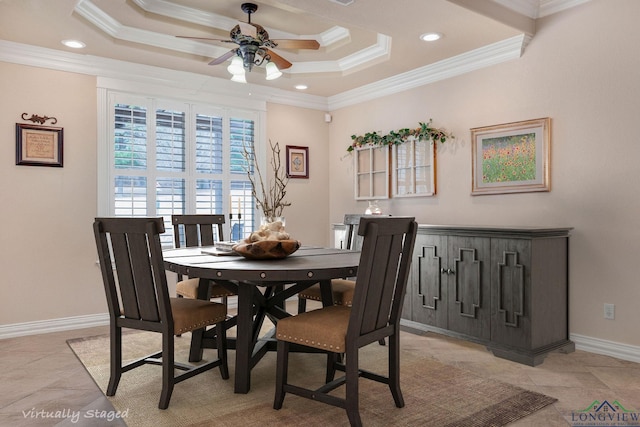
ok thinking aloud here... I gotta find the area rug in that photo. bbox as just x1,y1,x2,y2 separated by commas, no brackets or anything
68,331,556,427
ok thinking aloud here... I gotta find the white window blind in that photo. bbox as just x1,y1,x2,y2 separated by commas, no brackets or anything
106,92,260,247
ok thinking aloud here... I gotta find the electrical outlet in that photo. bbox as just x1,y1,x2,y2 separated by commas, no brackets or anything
604,303,615,320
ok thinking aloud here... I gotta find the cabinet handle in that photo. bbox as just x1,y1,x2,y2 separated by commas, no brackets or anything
440,268,455,275
446,268,455,275
440,268,447,275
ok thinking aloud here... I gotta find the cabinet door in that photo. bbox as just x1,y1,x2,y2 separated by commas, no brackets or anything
447,236,491,339
490,238,532,349
410,234,447,328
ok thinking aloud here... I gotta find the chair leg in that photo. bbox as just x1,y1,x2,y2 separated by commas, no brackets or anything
106,323,122,397
345,347,362,427
188,327,205,362
215,323,229,380
388,332,404,408
158,333,175,410
325,351,339,383
297,297,307,314
273,340,289,409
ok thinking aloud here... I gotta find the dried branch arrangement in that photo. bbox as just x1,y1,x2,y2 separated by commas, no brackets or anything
241,140,291,219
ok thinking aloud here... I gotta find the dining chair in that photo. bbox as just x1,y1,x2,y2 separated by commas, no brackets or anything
172,214,235,303
297,214,364,313
93,217,229,409
273,216,417,426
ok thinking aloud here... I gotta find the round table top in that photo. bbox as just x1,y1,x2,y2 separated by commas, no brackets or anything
163,246,360,283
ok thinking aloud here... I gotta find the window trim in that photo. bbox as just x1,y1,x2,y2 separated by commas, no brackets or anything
97,80,267,240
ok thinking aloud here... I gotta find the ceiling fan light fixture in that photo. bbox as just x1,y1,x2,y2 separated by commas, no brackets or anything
231,71,247,83
265,62,282,80
227,56,245,74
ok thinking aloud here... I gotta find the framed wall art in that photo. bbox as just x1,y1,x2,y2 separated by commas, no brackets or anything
471,118,550,195
16,123,64,167
286,145,309,178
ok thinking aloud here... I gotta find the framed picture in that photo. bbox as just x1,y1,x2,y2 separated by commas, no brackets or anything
16,123,64,167
286,145,309,178
471,118,550,195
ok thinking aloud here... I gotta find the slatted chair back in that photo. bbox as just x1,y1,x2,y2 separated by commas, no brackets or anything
343,214,392,251
348,216,417,344
172,214,225,283
172,214,225,249
342,214,363,251
94,217,171,331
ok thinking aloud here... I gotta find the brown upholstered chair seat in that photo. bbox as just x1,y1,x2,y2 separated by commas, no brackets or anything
175,278,235,300
169,297,227,335
276,306,350,352
297,279,355,306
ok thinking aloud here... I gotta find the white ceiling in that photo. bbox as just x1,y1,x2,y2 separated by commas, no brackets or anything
0,0,586,99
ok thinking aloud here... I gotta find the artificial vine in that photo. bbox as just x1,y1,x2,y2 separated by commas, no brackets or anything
347,119,452,152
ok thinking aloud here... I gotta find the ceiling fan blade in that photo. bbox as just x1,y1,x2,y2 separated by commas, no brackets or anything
208,49,237,66
270,39,320,50
265,49,292,70
238,22,257,38
176,36,236,43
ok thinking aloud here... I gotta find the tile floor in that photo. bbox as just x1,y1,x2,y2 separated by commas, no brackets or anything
2,317,640,426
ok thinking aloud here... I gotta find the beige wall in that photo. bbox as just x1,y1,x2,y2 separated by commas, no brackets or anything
0,63,104,324
0,65,331,326
2,0,640,350
266,103,330,246
328,0,640,346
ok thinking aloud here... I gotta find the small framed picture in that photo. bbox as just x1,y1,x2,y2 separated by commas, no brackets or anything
16,123,64,167
286,145,309,179
471,118,550,195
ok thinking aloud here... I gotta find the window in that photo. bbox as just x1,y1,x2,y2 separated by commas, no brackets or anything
353,145,389,200
392,138,436,197
104,92,261,247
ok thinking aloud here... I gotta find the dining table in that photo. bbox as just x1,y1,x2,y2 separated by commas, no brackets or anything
163,245,360,393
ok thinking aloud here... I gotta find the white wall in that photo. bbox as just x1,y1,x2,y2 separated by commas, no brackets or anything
328,0,640,346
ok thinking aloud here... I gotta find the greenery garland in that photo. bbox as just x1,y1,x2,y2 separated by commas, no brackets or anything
347,119,452,152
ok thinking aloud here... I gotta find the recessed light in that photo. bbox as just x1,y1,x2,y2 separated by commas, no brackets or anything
61,39,86,49
295,84,308,90
420,33,442,42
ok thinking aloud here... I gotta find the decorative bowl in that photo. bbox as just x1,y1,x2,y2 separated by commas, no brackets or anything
232,239,301,260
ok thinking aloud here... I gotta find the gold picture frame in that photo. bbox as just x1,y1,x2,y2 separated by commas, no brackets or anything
471,118,550,195
16,123,64,167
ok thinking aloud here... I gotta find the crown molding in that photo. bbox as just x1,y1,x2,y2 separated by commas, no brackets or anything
0,33,532,112
0,40,329,110
492,0,541,18
538,0,591,17
289,33,391,74
327,34,531,111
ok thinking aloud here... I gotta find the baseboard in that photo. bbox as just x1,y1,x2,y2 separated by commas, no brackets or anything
570,333,640,364
0,313,110,339
400,319,640,365
4,315,640,365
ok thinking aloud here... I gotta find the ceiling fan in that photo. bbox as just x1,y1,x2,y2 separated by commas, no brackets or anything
177,2,320,78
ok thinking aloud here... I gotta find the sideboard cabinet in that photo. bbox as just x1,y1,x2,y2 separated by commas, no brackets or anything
401,224,574,366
